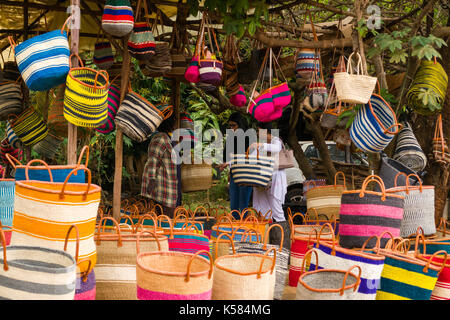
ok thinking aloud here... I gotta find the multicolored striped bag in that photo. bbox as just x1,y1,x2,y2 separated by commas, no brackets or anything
115,85,173,142
375,236,445,300
295,48,320,82
64,54,109,128
0,171,15,246
93,41,114,70
9,106,48,146
0,81,23,121
5,121,21,149
102,0,134,37
0,138,22,166
305,171,347,220
229,85,247,108
32,132,64,160
74,259,96,300
310,223,386,300
127,0,155,60
350,92,401,153
137,249,213,300
10,166,100,274
95,83,120,134
393,122,427,172
230,147,274,188
198,14,222,86
8,17,71,91
0,226,77,300
339,175,405,249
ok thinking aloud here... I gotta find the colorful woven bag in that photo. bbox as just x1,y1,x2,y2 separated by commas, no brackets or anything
93,33,114,70
0,170,15,246
230,147,274,188
0,81,23,121
5,121,21,149
229,85,247,107
10,166,100,275
339,175,405,249
198,14,223,86
47,84,67,136
0,138,22,166
9,106,48,146
350,91,401,153
127,0,155,60
101,0,134,37
74,259,96,300
136,246,213,300
305,171,347,220
310,223,386,300
115,84,173,142
64,54,109,128
8,17,71,91
406,59,448,115
393,122,427,172
386,173,436,237
0,226,77,300
95,82,120,134
32,132,64,160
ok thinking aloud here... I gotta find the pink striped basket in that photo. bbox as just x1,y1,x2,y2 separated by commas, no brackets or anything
230,85,246,107
247,89,276,122
95,83,120,134
271,82,291,110
136,249,213,300
185,55,200,83
339,175,405,249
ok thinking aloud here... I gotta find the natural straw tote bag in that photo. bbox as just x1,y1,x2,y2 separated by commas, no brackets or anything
136,248,213,300
212,247,277,300
7,145,89,183
296,249,362,300
127,0,155,60
10,165,101,275
47,84,67,136
0,81,23,121
406,59,448,115
8,16,71,92
9,107,48,147
0,225,78,300
310,223,386,300
414,234,450,300
101,0,134,37
305,171,347,220
94,82,120,134
115,83,173,142
339,175,405,249
386,172,436,237
94,220,168,300
333,52,378,104
232,224,290,300
181,162,213,192
432,114,450,167
373,234,446,300
230,146,275,188
64,54,109,128
349,86,401,153
393,122,427,172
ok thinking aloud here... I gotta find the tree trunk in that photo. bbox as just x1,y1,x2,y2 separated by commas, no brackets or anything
308,120,337,183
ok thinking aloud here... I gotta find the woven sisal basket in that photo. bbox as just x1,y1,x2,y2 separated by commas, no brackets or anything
181,163,212,192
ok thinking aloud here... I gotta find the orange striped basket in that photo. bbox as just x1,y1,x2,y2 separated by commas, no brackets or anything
10,162,100,274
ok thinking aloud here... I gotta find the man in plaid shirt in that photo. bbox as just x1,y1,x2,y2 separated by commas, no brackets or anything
141,114,178,218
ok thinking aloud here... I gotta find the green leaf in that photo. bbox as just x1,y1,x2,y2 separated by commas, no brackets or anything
248,20,256,35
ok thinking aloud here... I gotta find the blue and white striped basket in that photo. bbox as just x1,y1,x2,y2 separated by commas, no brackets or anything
230,153,274,188
10,19,70,92
349,94,401,153
0,178,15,229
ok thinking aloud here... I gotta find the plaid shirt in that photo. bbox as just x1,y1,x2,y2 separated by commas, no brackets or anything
141,132,178,208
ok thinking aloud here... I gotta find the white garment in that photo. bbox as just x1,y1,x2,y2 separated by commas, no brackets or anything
251,136,287,222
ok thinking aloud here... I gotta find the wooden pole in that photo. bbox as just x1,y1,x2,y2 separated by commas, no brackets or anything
113,36,131,221
67,1,79,165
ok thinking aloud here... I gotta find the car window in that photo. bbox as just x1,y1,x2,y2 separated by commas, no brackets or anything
303,143,368,165
304,145,319,159
327,145,346,162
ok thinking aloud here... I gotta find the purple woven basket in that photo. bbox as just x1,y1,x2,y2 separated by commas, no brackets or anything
199,59,223,86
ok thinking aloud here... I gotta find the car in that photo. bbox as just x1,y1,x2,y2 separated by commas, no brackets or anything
284,141,368,212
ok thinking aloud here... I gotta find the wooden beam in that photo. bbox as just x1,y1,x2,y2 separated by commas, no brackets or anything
113,36,131,221
67,0,79,165
251,29,353,49
0,0,103,15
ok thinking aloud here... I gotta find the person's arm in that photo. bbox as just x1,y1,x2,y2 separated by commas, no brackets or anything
259,137,282,154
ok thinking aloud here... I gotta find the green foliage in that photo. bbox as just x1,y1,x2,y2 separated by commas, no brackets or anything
416,87,442,113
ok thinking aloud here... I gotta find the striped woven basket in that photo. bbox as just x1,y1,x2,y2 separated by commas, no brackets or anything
0,226,78,300
230,148,274,188
93,41,114,70
101,0,134,37
74,259,96,300
115,86,173,142
393,122,427,172
9,106,48,147
0,81,23,121
339,175,405,249
10,166,100,275
136,249,213,300
64,54,109,128
47,84,67,136
95,83,120,134
306,171,347,220
5,121,21,150
32,132,64,160
0,170,15,245
94,219,168,300
127,0,155,60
